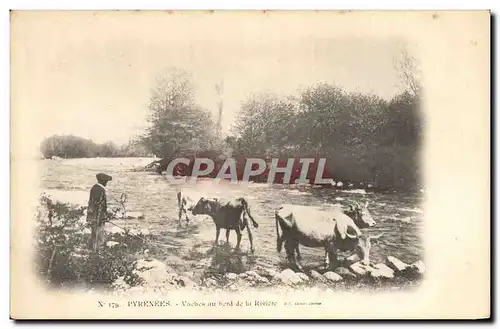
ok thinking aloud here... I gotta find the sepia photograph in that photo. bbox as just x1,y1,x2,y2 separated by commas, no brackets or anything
10,10,490,320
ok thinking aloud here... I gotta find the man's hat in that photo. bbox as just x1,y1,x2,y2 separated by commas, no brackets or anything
96,173,113,182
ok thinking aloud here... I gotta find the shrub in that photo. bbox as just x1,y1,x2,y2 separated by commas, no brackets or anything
35,194,151,289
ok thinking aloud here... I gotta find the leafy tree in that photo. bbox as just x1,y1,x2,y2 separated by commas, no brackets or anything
142,68,217,158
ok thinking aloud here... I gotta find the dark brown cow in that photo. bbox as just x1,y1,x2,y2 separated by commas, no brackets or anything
191,197,259,252
275,203,378,270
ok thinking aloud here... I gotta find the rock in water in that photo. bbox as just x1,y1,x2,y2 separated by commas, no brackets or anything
410,260,426,274
386,256,409,273
370,263,395,279
310,270,327,282
323,271,343,282
125,211,145,219
349,262,373,276
334,267,357,280
343,254,361,266
105,241,119,248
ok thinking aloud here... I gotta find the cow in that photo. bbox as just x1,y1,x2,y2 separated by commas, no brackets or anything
191,197,259,253
275,202,378,271
286,201,376,263
177,190,206,227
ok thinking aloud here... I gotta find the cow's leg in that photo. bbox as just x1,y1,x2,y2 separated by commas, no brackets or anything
225,229,230,244
178,207,183,227
284,239,299,271
214,227,221,246
295,245,302,262
184,209,190,226
246,225,254,253
235,227,242,250
326,247,338,270
292,240,303,271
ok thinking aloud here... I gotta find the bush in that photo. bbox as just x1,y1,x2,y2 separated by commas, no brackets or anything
35,194,151,289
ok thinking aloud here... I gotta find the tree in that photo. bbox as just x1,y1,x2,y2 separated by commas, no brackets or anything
395,50,422,97
226,79,423,190
142,68,217,158
231,92,299,157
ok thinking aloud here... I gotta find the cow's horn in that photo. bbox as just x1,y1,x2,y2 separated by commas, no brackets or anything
345,226,359,239
346,231,357,239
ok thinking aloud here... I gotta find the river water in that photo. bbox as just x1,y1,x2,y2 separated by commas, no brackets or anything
39,157,425,274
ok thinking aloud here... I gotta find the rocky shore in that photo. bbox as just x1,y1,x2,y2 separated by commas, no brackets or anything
111,248,425,294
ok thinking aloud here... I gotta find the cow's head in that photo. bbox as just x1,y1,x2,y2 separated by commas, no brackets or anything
346,201,376,229
355,233,384,266
191,197,218,216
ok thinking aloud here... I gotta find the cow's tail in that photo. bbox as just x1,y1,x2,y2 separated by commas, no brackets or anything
239,198,259,228
275,208,283,253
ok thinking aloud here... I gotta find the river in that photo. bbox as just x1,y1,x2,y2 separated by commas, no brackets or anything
39,157,425,275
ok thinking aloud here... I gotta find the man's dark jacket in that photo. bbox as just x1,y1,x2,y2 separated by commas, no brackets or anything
86,183,108,226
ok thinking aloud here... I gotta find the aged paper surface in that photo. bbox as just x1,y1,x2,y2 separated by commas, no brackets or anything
10,10,490,319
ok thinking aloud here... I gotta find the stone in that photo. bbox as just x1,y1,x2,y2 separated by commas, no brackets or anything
171,275,196,289
132,258,170,287
349,262,373,276
279,268,295,278
386,256,409,273
239,273,249,279
288,274,304,285
225,273,238,281
323,271,343,282
272,269,304,286
334,267,357,280
245,270,260,278
253,266,278,279
257,276,270,284
106,241,119,248
410,260,426,274
370,263,395,279
124,211,145,219
310,270,327,282
296,273,310,282
204,278,217,288
344,254,361,266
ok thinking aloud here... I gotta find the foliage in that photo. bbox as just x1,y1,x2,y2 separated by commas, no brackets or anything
141,68,218,158
40,135,152,159
226,86,422,190
35,195,150,288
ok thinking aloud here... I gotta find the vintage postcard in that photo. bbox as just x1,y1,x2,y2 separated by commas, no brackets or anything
10,10,490,319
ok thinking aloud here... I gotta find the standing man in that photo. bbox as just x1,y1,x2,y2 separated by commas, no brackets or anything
86,173,112,253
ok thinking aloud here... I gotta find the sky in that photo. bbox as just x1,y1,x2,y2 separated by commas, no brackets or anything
12,11,410,149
